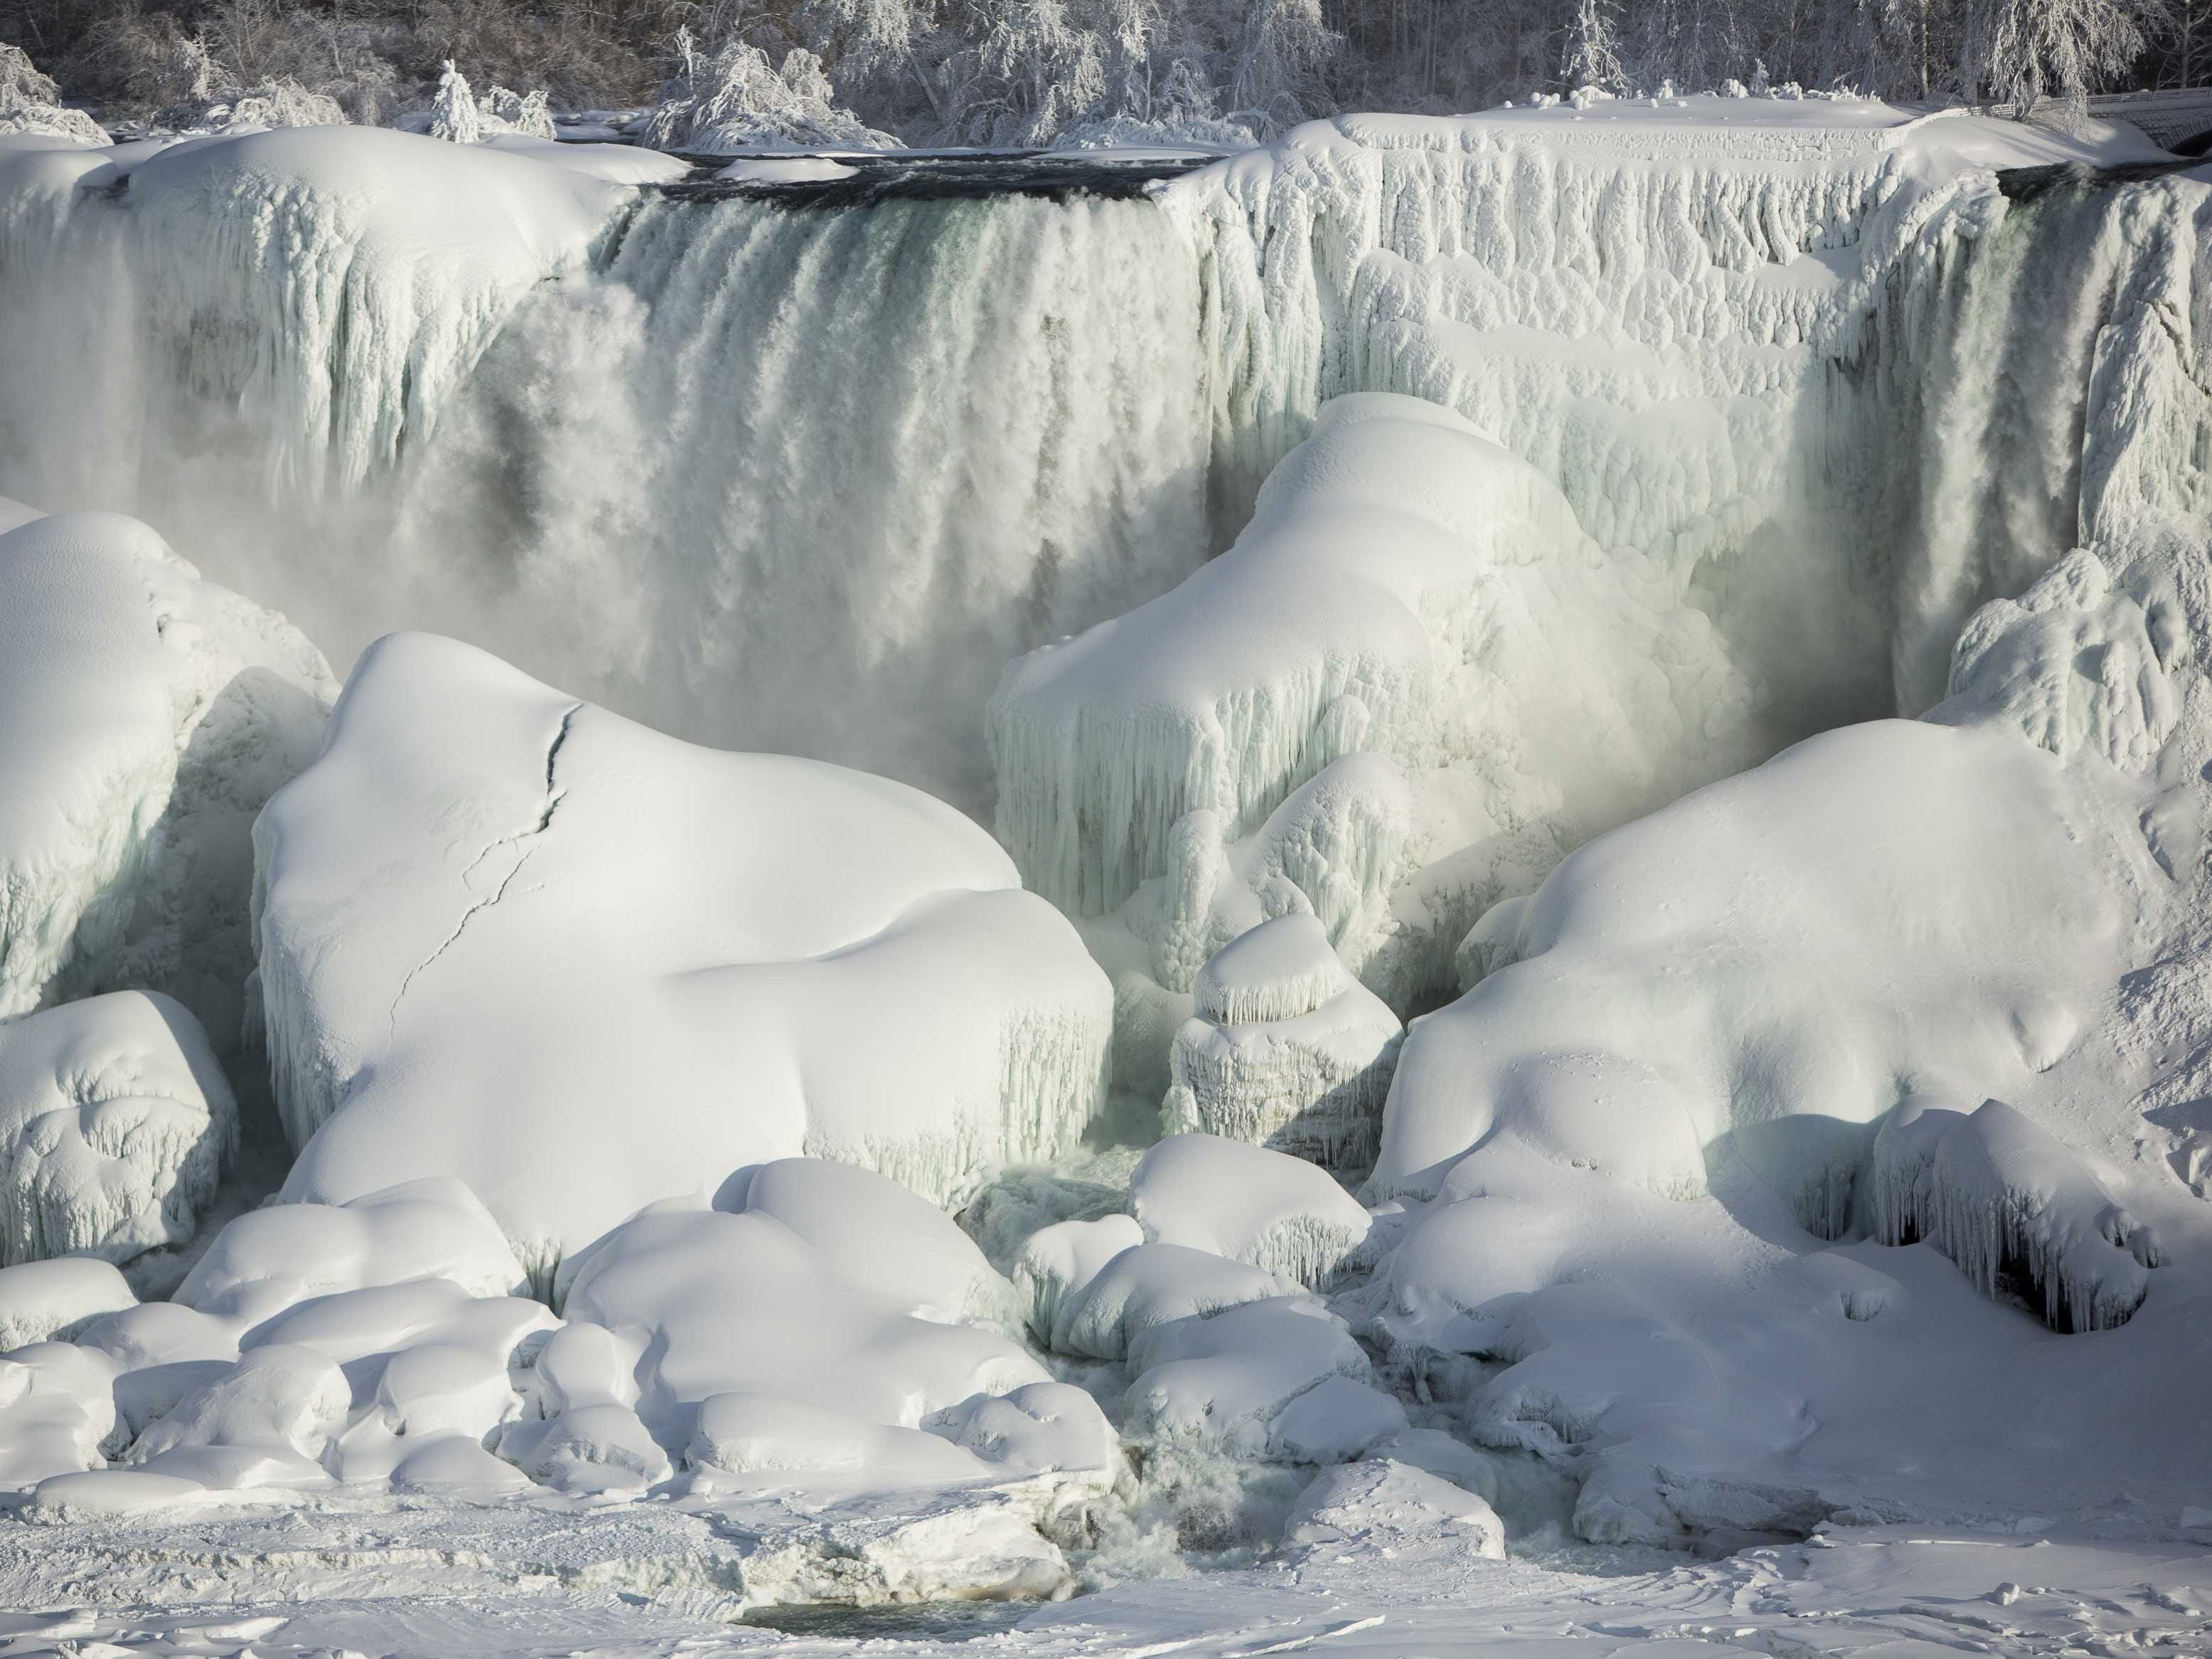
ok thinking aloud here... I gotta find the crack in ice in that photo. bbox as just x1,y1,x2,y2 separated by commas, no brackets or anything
385,702,582,1036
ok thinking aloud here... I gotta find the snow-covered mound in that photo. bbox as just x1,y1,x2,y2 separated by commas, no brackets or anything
255,633,1112,1273
0,509,332,1042
0,991,235,1268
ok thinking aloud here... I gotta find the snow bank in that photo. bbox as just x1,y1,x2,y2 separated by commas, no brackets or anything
0,991,235,1267
255,633,1111,1273
0,511,332,1043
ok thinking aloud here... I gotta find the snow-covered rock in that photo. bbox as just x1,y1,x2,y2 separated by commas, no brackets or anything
0,1340,119,1489
256,633,1111,1273
1121,1296,1378,1458
1012,1213,1144,1341
1131,1133,1373,1290
727,1159,1021,1330
1049,1241,1291,1362
1373,717,2157,1225
548,1204,1049,1469
0,510,332,1043
1164,917,1403,1169
0,1256,135,1349
0,992,235,1268
176,1179,528,1325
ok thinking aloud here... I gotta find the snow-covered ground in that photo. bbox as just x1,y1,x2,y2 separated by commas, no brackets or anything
0,92,2208,1659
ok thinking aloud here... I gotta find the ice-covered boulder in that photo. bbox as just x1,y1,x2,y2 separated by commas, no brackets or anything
123,1342,346,1489
0,1256,134,1349
1012,1213,1144,1341
548,1204,1050,1470
727,1159,1021,1329
177,1179,528,1324
0,1340,119,1489
256,633,1111,1274
992,394,1765,1088
1164,916,1403,1170
0,991,235,1268
923,1382,1120,1484
1120,1297,1380,1458
1374,718,2157,1227
1132,1134,1374,1290
0,510,333,1042
1049,1242,1292,1362
686,1394,994,1489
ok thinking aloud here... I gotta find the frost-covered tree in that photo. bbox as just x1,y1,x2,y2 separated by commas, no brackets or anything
646,26,903,150
1231,0,1336,129
427,58,484,141
0,43,109,144
1560,0,1627,92
1959,0,2157,120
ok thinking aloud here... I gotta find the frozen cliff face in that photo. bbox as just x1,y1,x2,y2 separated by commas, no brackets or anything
255,632,1112,1276
0,129,1208,815
0,991,235,1268
0,509,333,1045
994,394,1768,1074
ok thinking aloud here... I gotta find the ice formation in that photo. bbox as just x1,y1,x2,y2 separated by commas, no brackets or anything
1868,1096,2161,1332
1163,914,1403,1167
0,509,333,1043
0,991,235,1268
1,90,2211,1628
254,633,1111,1273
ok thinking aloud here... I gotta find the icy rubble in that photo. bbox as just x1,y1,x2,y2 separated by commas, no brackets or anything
0,509,333,1044
0,991,235,1268
1279,1458,1504,1565
254,633,1111,1273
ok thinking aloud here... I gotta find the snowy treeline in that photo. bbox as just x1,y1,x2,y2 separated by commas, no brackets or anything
9,0,2199,144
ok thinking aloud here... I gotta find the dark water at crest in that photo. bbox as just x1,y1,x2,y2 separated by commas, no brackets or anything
655,151,1213,206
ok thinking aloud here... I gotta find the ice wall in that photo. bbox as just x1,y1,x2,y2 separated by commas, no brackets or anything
995,113,2208,1057
0,130,1214,812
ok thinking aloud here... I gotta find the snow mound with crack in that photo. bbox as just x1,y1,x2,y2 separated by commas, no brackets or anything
0,508,333,1043
256,632,1112,1276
